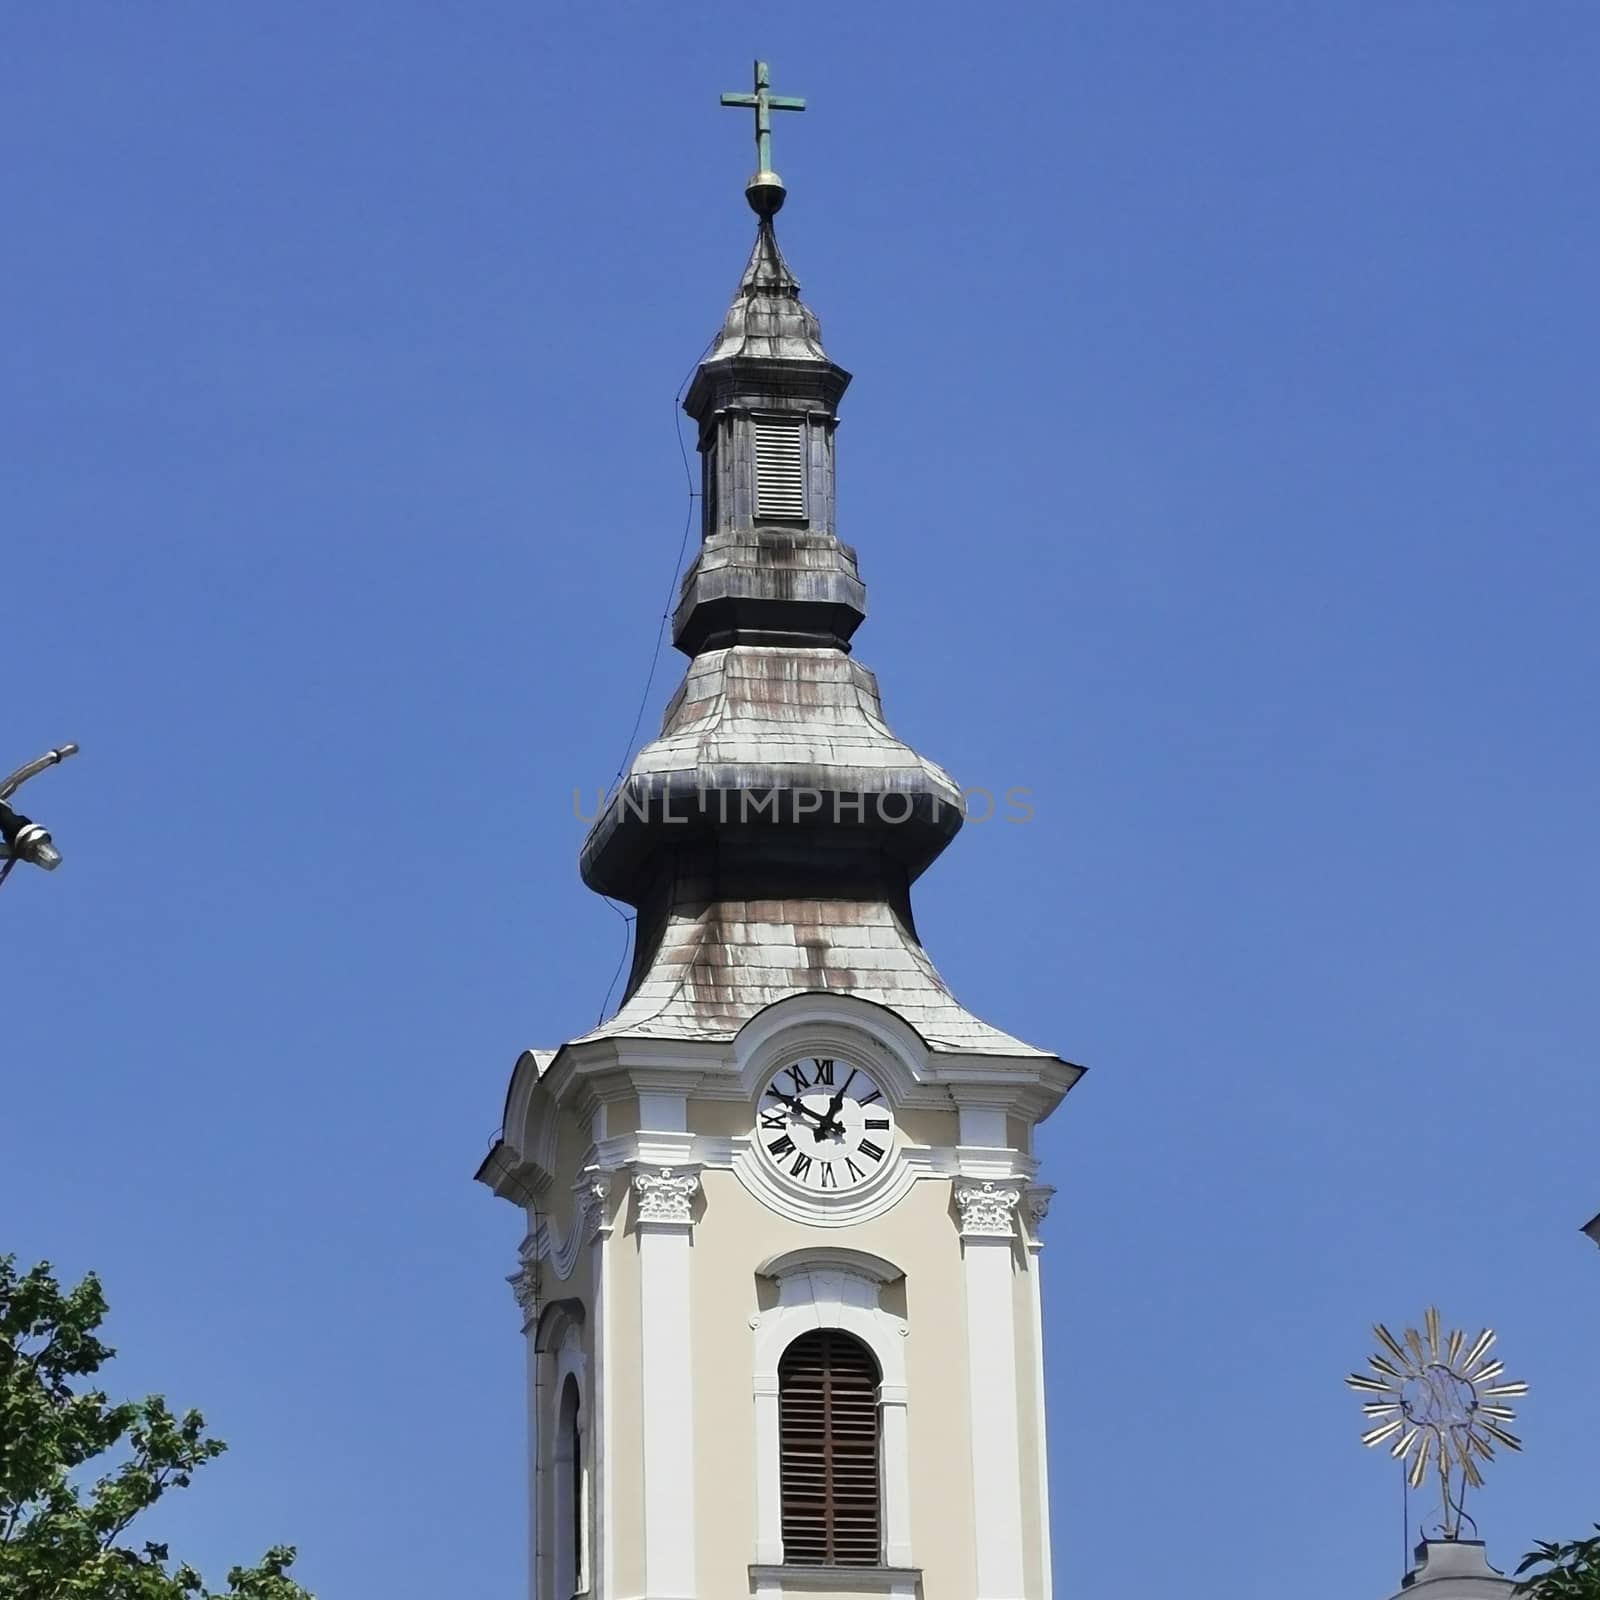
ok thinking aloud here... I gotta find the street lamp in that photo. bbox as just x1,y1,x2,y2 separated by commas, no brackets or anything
0,743,79,889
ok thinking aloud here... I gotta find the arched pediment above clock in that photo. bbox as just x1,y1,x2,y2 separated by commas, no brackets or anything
732,992,948,1111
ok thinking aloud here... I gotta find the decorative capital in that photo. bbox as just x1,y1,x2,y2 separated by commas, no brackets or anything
1024,1184,1056,1236
954,1179,1023,1239
507,1254,540,1328
575,1168,615,1241
632,1165,701,1226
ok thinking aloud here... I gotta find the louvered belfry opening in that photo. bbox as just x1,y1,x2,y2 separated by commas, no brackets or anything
779,1329,882,1567
754,416,807,520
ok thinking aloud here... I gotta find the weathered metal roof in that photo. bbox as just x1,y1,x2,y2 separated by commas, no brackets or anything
580,645,964,903
560,199,1060,1070
629,645,958,797
704,218,831,365
671,526,866,657
575,895,1048,1057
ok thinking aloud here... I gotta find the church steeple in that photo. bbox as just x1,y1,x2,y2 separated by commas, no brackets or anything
479,72,1079,1600
672,61,859,660
581,124,970,959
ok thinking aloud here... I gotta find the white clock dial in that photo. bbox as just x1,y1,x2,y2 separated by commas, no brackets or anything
755,1054,897,1192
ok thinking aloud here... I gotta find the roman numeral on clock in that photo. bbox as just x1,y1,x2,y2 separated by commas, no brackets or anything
784,1064,811,1093
858,1087,882,1106
819,1163,837,1189
858,1139,885,1162
814,1057,834,1085
760,1108,788,1130
789,1152,813,1181
767,1135,795,1160
865,1117,890,1130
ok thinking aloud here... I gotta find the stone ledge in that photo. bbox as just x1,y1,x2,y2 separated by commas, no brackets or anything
748,1564,922,1596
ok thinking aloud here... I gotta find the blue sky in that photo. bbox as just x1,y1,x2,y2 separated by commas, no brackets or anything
4,5,1597,1597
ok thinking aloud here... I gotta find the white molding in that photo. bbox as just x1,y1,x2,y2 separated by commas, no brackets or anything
637,1088,688,1133
592,1129,992,1230
521,1158,614,1284
508,1245,540,1332
636,1173,696,1598
731,1136,922,1227
748,1566,922,1597
592,1225,612,1600
750,1255,911,1570
1024,1214,1052,1600
954,1179,1024,1240
954,1145,1038,1184
956,1103,1008,1148
631,1166,701,1228
1024,1183,1054,1245
962,1233,1025,1599
733,994,950,1109
757,1246,904,1284
550,1330,590,1600
524,1290,542,1600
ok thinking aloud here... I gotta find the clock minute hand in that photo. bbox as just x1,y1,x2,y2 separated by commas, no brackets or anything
816,1067,857,1137
767,1088,828,1127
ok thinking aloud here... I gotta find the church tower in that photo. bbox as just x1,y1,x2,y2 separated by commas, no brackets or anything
478,64,1083,1600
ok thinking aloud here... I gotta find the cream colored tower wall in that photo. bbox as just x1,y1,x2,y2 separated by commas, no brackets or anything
493,1016,1071,1600
567,1155,1052,1600
694,1171,980,1599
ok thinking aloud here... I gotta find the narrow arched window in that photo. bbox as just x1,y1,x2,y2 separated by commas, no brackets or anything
554,1374,588,1597
779,1329,882,1566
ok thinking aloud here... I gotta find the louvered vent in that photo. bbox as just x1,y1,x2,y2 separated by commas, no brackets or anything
779,1330,881,1567
754,418,807,520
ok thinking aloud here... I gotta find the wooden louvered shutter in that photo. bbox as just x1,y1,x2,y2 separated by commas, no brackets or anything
754,418,807,520
779,1330,882,1567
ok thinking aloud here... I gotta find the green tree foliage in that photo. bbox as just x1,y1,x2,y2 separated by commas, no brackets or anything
1517,1531,1600,1600
0,1256,314,1600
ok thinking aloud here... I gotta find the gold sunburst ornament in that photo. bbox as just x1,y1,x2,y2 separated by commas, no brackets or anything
1346,1308,1528,1537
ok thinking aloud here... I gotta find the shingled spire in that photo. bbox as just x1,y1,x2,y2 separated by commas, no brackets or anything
574,73,1046,1056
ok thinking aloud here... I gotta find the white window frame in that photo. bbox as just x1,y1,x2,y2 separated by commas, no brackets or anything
750,1249,911,1570
546,1321,591,1600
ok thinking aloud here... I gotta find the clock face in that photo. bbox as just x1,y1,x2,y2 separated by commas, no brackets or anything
755,1055,897,1193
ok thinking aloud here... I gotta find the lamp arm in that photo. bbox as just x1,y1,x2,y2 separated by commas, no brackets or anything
0,743,79,802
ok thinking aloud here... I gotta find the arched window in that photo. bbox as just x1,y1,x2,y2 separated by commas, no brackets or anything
554,1374,588,1597
778,1329,882,1567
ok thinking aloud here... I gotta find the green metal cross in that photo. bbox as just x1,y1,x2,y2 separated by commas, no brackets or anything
720,60,806,176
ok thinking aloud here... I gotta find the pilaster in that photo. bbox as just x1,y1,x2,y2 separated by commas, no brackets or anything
509,1247,541,1600
954,1179,1027,1600
632,1164,702,1599
588,1174,615,1600
1024,1186,1055,1600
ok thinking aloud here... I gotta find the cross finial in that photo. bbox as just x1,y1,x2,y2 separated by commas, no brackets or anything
720,59,806,217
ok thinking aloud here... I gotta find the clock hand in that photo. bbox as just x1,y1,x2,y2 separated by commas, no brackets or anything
766,1088,829,1128
815,1067,857,1138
